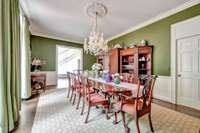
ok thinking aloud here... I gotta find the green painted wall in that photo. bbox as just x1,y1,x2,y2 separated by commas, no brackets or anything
108,4,200,76
31,35,96,71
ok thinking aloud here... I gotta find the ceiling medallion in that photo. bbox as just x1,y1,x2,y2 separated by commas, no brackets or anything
84,2,108,56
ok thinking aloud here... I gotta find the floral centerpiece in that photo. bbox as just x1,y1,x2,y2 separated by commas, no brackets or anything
31,58,46,72
91,63,103,78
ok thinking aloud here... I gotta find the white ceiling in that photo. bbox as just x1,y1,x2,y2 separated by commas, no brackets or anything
22,0,195,43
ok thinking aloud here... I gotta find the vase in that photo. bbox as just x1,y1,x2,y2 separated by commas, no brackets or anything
114,77,120,84
105,74,111,82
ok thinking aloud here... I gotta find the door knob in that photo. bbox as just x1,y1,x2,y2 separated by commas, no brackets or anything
177,74,181,77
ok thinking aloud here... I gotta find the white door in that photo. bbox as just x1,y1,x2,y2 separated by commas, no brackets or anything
177,35,200,110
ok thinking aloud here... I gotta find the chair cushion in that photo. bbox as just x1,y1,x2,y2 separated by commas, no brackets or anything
88,93,108,106
76,88,83,93
76,84,83,89
114,99,143,115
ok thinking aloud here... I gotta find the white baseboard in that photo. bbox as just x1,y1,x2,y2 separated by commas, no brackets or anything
177,97,200,110
32,71,57,86
153,75,173,103
45,71,57,86
154,95,172,103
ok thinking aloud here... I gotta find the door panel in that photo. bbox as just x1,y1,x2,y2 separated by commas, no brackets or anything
198,80,200,100
177,36,200,110
178,78,196,99
180,52,193,72
198,39,200,73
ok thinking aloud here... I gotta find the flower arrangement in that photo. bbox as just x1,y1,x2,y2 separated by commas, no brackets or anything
91,63,103,71
91,63,103,78
31,58,46,72
112,73,123,79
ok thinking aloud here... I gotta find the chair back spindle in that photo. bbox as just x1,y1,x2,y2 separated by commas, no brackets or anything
136,75,157,111
82,77,91,102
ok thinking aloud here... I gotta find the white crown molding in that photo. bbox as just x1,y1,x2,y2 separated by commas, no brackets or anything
20,0,200,44
31,31,83,45
107,0,200,41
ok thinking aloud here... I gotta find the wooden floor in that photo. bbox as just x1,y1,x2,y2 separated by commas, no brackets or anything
153,98,200,118
12,87,200,133
12,95,39,133
12,86,55,133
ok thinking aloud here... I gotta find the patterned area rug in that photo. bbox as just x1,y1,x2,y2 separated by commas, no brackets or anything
31,88,200,133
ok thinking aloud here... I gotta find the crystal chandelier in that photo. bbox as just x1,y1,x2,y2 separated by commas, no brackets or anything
84,2,108,56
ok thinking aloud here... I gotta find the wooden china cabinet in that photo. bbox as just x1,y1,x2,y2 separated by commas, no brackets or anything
120,46,153,83
108,48,120,75
120,48,137,74
96,46,152,81
137,46,152,76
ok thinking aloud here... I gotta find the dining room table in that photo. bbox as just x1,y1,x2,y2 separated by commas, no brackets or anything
87,76,143,111
88,76,142,96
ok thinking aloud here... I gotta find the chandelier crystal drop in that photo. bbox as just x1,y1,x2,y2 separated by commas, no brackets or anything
84,2,108,56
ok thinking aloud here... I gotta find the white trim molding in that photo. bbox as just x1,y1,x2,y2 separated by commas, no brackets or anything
31,71,57,86
20,0,200,44
171,15,200,106
153,76,173,103
31,31,83,45
108,0,200,41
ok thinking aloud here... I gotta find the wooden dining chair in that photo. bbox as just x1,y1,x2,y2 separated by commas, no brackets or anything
69,73,77,103
80,76,96,115
74,74,84,110
82,77,110,123
71,73,83,105
113,75,157,133
67,72,71,98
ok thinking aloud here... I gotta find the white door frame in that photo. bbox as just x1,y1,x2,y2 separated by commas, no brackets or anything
56,45,83,77
171,15,200,104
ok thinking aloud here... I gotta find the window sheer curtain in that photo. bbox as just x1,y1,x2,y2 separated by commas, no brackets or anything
20,11,31,99
0,0,21,132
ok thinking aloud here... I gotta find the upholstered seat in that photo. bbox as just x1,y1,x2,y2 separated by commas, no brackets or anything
114,100,144,115
88,93,108,106
76,83,83,89
113,76,157,133
82,78,110,123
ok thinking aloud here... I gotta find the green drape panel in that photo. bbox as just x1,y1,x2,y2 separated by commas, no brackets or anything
0,0,21,133
20,15,31,99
